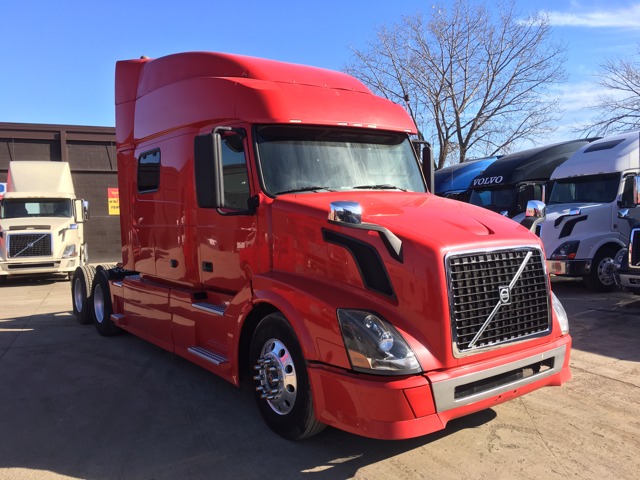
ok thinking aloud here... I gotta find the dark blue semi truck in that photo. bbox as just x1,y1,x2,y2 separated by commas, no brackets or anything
468,139,596,219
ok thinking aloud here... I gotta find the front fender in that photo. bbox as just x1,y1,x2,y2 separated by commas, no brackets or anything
250,271,352,370
576,232,626,260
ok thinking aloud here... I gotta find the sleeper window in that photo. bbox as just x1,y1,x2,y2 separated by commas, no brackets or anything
138,150,160,193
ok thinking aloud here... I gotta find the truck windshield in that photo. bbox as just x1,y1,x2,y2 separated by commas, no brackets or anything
469,187,515,212
548,173,620,205
0,199,72,219
255,126,426,195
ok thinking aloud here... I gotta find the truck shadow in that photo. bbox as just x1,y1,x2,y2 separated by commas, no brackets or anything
0,312,496,480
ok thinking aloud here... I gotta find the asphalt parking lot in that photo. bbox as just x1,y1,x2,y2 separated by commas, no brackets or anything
0,275,638,480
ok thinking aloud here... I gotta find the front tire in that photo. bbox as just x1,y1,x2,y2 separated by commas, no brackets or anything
584,247,618,292
250,313,325,440
71,266,96,324
92,269,120,336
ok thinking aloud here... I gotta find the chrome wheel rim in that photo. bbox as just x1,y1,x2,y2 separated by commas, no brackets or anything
598,257,615,286
73,277,84,313
254,338,297,415
94,284,105,323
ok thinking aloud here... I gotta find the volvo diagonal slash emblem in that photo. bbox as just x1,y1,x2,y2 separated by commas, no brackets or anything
467,251,533,349
499,286,511,304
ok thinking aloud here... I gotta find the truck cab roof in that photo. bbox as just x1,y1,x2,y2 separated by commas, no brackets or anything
471,139,594,188
550,130,640,179
115,52,417,147
4,161,75,197
434,157,498,197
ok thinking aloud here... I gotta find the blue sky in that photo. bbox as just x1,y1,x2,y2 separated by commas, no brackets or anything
1,0,638,148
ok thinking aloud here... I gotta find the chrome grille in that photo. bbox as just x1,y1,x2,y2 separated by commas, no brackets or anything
447,247,550,354
8,233,52,257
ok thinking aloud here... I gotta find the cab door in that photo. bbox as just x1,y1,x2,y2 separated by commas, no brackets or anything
191,129,258,353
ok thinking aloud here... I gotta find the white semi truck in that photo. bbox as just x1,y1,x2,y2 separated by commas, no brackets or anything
541,131,640,291
0,161,89,281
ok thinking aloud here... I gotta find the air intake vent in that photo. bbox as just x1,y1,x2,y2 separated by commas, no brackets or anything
323,229,394,297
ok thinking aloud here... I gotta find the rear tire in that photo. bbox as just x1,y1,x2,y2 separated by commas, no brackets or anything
92,269,120,336
250,313,325,440
71,266,96,324
584,247,618,292
96,263,116,272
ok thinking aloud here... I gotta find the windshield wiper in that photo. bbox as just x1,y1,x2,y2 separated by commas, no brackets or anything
352,184,407,191
275,186,335,195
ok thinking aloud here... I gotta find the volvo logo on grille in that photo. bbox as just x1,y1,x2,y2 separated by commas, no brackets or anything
499,286,511,305
467,251,533,349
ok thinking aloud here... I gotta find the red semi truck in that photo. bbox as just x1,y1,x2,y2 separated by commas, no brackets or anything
72,52,571,440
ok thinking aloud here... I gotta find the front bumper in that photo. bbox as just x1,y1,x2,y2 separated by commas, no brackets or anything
547,259,590,276
0,258,79,276
308,336,572,440
614,270,640,291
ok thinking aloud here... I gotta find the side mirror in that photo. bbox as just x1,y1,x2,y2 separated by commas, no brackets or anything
328,201,403,262
74,199,89,223
525,200,546,219
411,140,434,193
194,130,226,208
329,201,362,225
619,175,640,208
517,184,541,213
520,200,546,234
522,184,537,202
422,143,434,193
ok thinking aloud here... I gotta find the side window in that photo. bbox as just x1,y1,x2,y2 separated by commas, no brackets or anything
221,134,251,210
138,149,160,193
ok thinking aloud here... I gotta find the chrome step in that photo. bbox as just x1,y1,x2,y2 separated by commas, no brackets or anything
192,302,225,316
187,346,228,365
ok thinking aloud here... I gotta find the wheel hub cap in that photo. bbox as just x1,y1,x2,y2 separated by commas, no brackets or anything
253,338,297,415
598,258,615,285
73,278,84,312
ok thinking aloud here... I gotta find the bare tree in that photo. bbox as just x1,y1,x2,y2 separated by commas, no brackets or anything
345,0,566,168
583,45,640,135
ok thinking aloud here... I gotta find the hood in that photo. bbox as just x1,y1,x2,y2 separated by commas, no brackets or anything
543,202,609,224
268,191,547,370
275,191,538,253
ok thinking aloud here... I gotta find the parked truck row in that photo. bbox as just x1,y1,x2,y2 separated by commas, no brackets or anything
467,139,593,219
435,130,640,292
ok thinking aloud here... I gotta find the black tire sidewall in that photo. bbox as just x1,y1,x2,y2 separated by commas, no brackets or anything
250,313,315,440
72,266,95,324
92,270,119,336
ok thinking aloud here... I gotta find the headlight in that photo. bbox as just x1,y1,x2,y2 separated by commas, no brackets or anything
551,291,569,335
62,244,77,258
337,309,421,375
550,240,579,260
